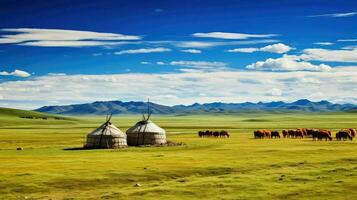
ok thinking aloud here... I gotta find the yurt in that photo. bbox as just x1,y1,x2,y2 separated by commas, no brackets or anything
84,115,127,148
126,118,166,146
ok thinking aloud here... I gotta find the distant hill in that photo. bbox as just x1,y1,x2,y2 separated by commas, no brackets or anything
35,99,357,115
0,107,74,126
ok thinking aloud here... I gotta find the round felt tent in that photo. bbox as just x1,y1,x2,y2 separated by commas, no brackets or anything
126,119,166,146
84,116,127,148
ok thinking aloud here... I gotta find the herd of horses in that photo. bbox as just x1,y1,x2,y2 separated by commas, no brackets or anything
197,128,356,141
198,130,230,138
254,128,356,141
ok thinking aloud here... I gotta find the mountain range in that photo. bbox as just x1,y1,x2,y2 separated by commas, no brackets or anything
35,99,357,115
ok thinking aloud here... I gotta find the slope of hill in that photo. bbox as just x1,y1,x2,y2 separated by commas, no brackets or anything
0,107,75,126
35,99,357,115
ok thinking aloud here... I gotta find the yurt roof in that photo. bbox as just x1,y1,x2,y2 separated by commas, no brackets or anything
88,122,125,137
126,120,165,134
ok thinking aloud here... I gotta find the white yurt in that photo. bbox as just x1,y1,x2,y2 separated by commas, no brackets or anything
126,119,166,146
84,116,127,149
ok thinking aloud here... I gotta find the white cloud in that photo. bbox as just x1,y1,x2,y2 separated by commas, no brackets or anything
17,41,129,47
140,61,151,65
2,68,357,109
175,39,279,48
269,88,282,96
260,43,294,53
226,48,258,53
0,69,31,78
246,54,331,71
342,45,357,50
308,12,357,18
180,49,202,54
226,43,293,54
169,60,228,72
156,61,165,65
47,73,66,76
192,32,277,40
337,39,357,42
300,48,357,62
114,47,171,55
170,61,227,68
313,42,334,46
0,28,141,47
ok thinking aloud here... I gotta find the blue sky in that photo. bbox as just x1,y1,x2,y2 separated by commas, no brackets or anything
0,0,357,108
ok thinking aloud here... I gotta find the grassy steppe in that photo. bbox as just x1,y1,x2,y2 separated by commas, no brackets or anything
0,109,356,200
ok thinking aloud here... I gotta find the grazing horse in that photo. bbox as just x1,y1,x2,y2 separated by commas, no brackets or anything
287,129,303,138
287,130,295,138
253,130,271,139
305,129,314,137
297,128,307,136
336,130,353,141
312,130,332,141
348,129,356,137
219,130,230,138
282,130,288,138
271,131,280,139
254,130,265,139
198,131,205,137
294,129,304,138
263,129,271,138
213,131,220,137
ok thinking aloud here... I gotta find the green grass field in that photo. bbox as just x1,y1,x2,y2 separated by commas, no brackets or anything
0,108,357,200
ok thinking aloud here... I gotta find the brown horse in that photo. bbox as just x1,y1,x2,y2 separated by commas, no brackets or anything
336,130,353,141
282,130,288,138
348,129,356,137
312,129,332,141
198,131,205,137
271,131,280,139
219,130,230,138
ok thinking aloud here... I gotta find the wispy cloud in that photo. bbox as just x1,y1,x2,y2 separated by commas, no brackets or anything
0,69,31,77
313,42,334,46
170,61,228,72
226,43,293,54
0,28,141,47
342,45,357,50
175,39,279,48
180,49,202,54
170,61,227,68
192,32,277,40
307,12,357,18
337,39,357,42
300,48,357,62
114,47,171,55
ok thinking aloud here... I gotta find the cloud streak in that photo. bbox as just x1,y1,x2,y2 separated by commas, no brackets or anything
175,39,279,48
114,47,171,55
226,43,294,54
180,49,202,54
0,28,141,47
0,69,31,77
192,32,277,40
300,48,357,62
308,12,357,18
